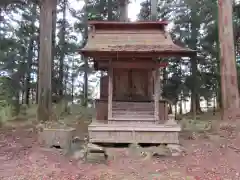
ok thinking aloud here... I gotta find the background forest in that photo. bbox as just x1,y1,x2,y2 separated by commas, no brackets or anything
1,0,240,121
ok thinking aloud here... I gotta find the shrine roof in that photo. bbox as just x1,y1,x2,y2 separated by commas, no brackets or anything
87,21,168,29
80,21,196,58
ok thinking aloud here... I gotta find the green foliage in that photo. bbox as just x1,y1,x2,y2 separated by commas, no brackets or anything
138,0,224,111
3,0,240,119
181,118,211,132
0,105,13,123
0,77,19,107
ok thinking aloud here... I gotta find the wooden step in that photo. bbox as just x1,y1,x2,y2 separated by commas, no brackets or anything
109,117,155,124
108,120,155,125
112,107,154,110
112,115,154,120
110,117,155,121
112,110,154,115
112,105,154,109
112,106,154,110
113,114,154,119
112,106,154,109
112,102,154,108
89,123,181,131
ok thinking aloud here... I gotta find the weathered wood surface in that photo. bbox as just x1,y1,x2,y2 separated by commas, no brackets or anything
108,63,113,119
95,100,108,122
218,0,240,120
100,76,108,99
94,100,168,121
154,68,160,122
37,0,57,121
94,61,168,70
113,69,130,100
97,60,157,69
100,69,153,101
88,123,180,144
80,22,195,57
87,21,167,29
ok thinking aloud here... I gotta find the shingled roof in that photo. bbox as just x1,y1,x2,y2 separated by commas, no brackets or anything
80,21,196,58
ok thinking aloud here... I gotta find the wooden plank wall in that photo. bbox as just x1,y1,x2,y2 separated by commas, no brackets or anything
100,69,153,101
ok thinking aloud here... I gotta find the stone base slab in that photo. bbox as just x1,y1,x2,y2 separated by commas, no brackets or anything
39,127,76,150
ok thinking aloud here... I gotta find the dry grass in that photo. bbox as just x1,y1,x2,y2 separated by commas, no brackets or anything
0,104,93,137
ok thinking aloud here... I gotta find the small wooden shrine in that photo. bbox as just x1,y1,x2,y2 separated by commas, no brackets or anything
80,21,195,144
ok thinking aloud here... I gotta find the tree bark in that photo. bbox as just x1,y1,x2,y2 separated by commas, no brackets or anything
189,2,200,119
169,104,173,114
59,0,67,98
150,0,157,21
218,0,239,120
37,0,57,121
36,36,40,104
51,1,57,97
119,0,128,21
81,0,89,106
71,65,74,104
218,0,240,120
83,56,88,106
107,0,113,21
25,3,37,105
24,39,34,105
179,100,183,115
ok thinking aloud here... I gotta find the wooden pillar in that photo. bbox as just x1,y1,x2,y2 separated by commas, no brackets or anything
154,68,160,122
37,0,57,121
151,0,159,122
159,67,163,100
108,62,113,120
218,0,240,120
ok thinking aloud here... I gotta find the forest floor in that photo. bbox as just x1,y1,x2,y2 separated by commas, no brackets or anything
1,113,240,179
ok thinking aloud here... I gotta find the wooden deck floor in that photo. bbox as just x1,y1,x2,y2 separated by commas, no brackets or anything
88,122,180,144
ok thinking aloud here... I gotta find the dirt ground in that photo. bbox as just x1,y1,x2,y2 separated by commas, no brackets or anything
1,122,240,180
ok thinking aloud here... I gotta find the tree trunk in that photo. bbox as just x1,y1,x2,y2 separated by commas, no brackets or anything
189,3,200,120
150,0,157,21
36,37,40,104
107,0,113,21
37,0,57,121
190,94,201,113
64,65,69,112
169,104,173,114
179,100,183,115
58,0,67,98
71,74,74,104
216,37,222,109
83,56,88,106
24,4,36,105
0,8,2,37
82,0,89,107
119,0,128,21
21,89,24,104
31,88,34,104
191,92,197,120
218,0,239,120
24,39,34,105
51,1,57,98
213,94,216,115
174,105,177,118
